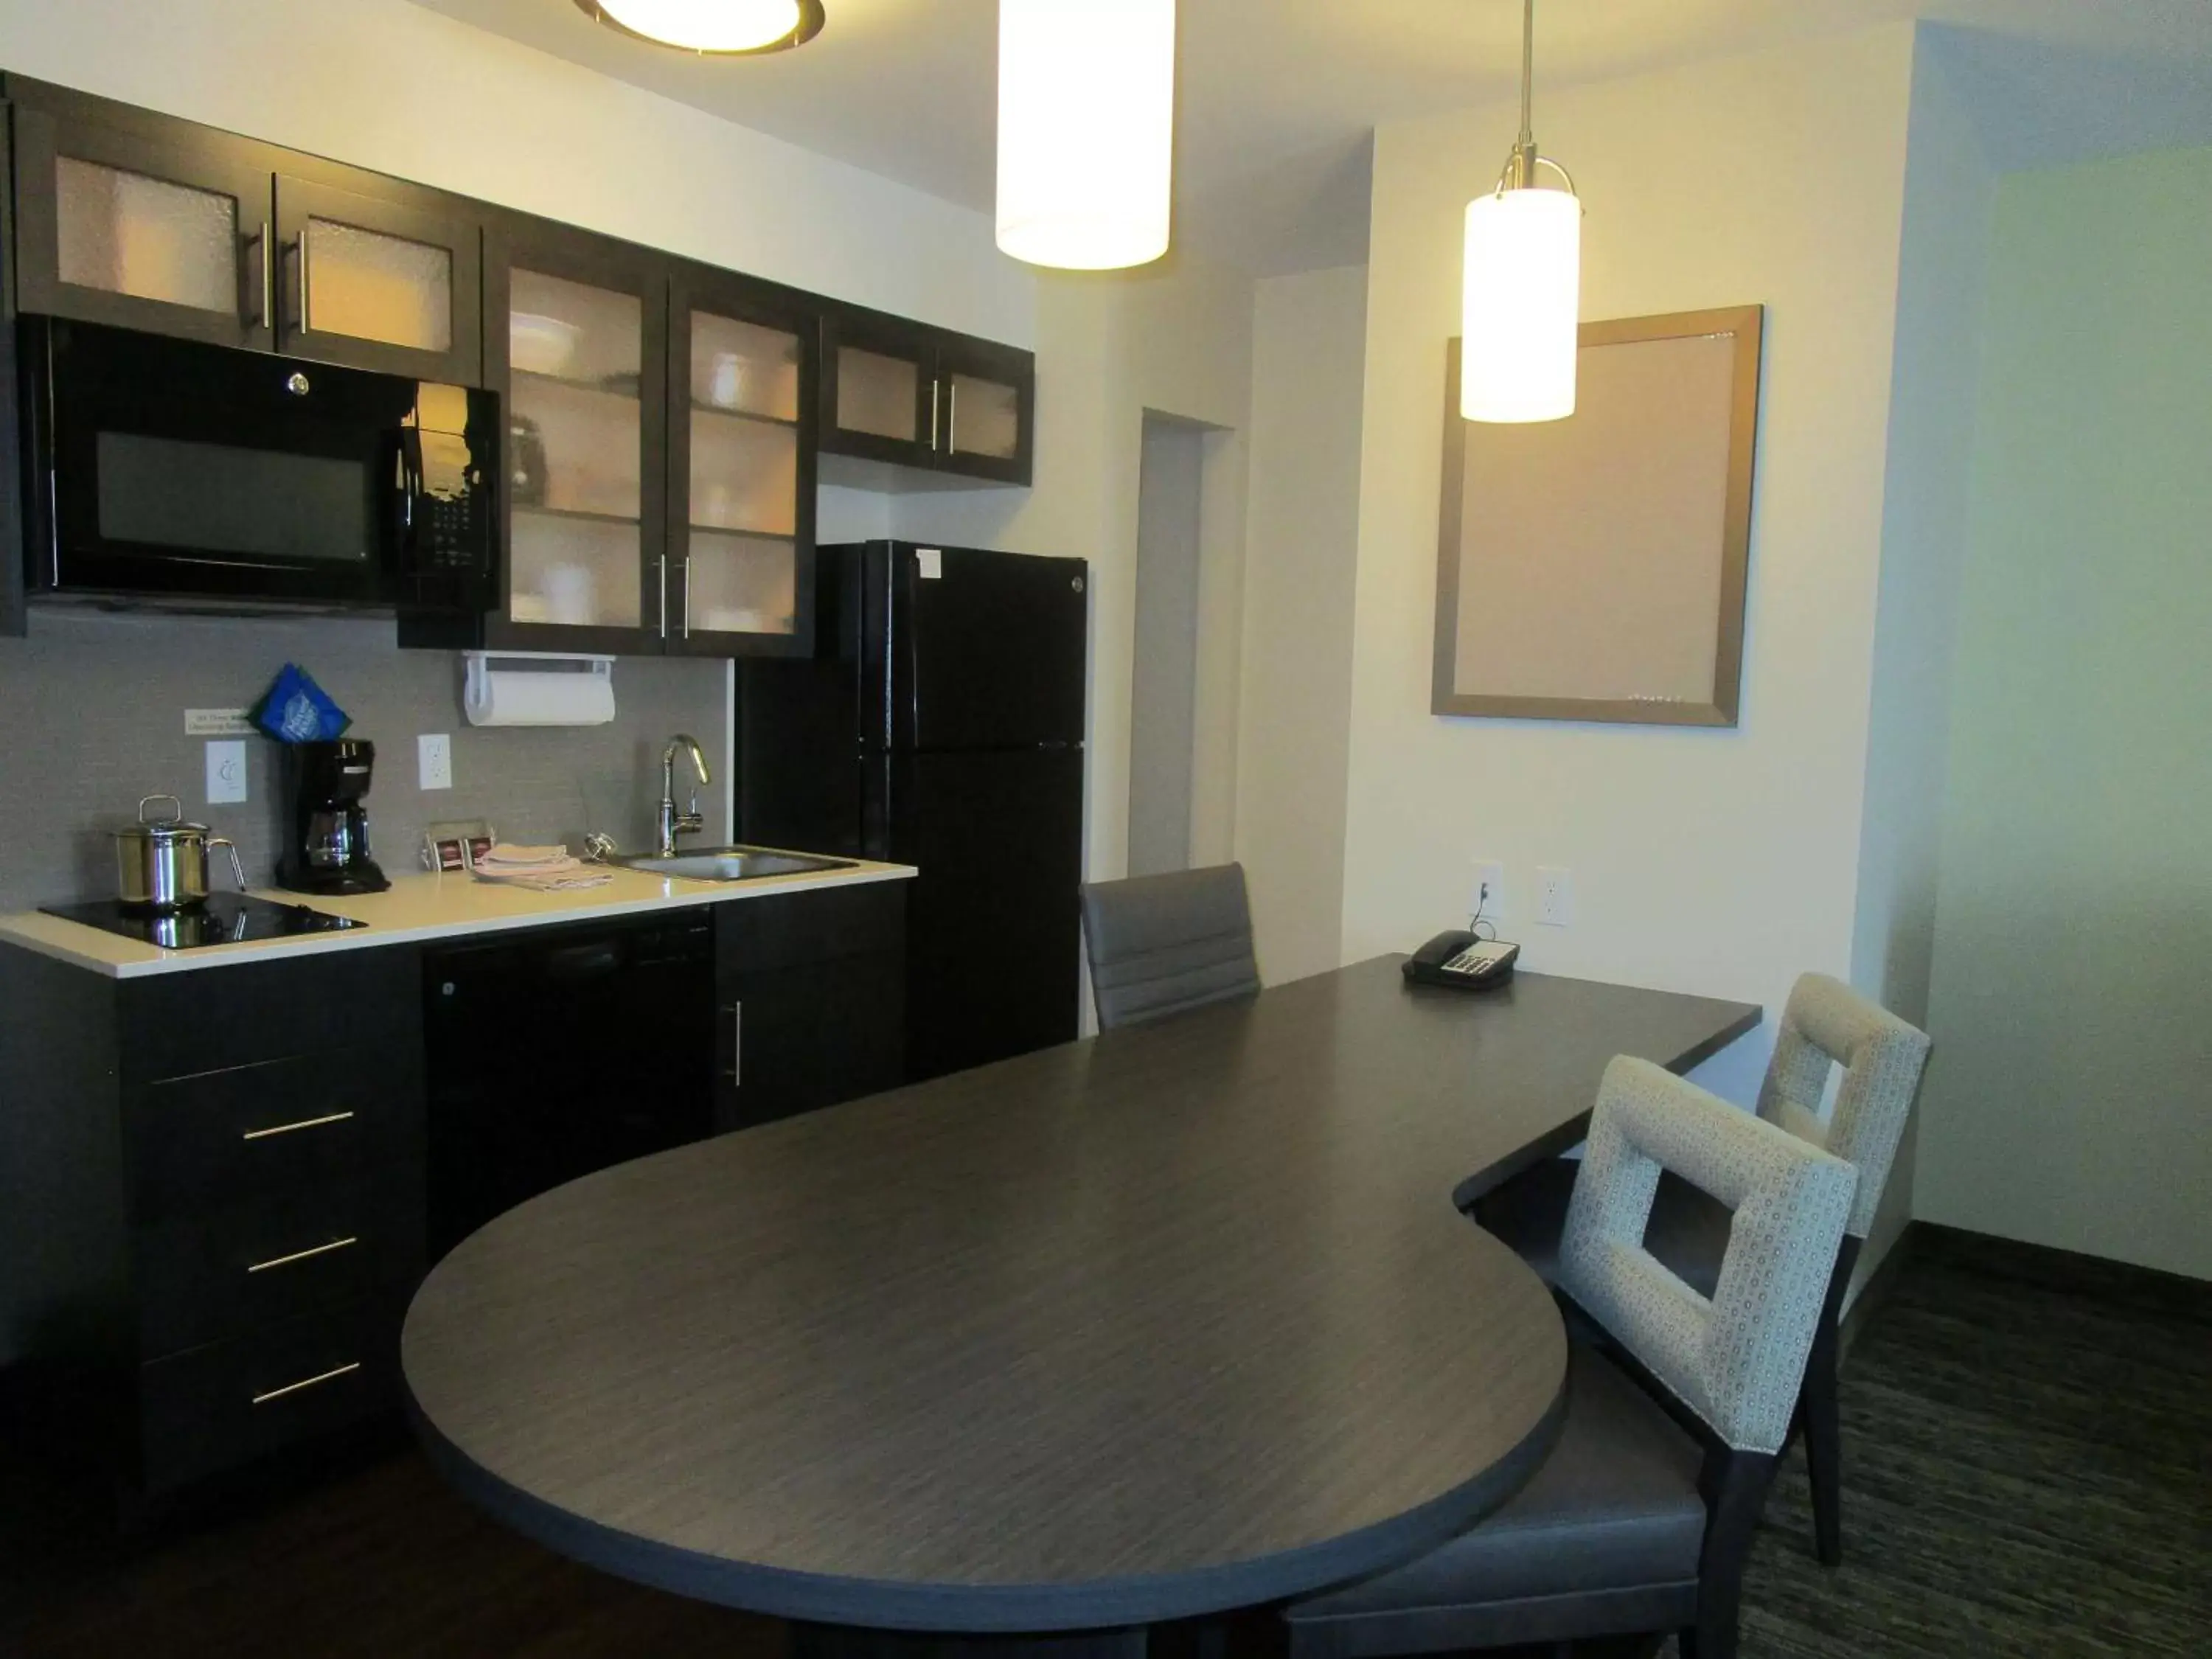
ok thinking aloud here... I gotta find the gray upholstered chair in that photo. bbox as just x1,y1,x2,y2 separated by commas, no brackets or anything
1470,971,1931,1564
1079,863,1260,1031
1285,1057,1858,1659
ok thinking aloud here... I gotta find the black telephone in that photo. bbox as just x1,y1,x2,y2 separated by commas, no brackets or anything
1402,931,1520,991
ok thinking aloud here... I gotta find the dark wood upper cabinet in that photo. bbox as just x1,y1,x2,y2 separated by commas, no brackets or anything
667,261,817,658
7,83,484,386
1,100,22,639
481,215,669,656
11,105,276,352
820,305,1034,487
274,173,481,386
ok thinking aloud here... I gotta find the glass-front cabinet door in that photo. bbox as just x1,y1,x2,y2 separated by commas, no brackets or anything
936,334,1034,485
275,175,481,385
818,308,933,470
488,225,667,652
669,268,814,656
11,108,275,350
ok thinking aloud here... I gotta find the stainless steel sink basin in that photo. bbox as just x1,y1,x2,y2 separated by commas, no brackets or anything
619,846,857,883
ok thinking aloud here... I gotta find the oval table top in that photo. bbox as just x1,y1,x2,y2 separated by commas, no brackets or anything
403,958,1758,1632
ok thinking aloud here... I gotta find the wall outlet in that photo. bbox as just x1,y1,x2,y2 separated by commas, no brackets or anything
418,733,453,791
205,740,248,806
1537,866,1574,928
1470,858,1506,924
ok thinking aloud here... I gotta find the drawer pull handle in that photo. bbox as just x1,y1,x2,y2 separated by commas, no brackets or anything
251,1361,361,1406
241,1110,355,1141
246,1236,360,1274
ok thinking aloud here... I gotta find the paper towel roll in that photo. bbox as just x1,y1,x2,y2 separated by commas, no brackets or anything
463,653,617,727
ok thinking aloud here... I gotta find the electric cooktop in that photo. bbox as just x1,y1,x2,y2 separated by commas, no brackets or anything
41,893,368,950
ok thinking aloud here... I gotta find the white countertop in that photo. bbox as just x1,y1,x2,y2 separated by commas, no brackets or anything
0,858,917,978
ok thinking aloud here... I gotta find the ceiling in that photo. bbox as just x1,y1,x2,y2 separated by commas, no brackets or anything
406,1,2212,274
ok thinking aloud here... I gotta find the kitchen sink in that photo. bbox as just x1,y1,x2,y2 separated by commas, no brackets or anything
618,846,858,883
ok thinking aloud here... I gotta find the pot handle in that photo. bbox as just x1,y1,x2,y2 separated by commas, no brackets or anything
138,794,184,826
206,836,247,891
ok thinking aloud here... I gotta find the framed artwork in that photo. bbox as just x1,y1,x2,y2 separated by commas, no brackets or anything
1433,305,1764,726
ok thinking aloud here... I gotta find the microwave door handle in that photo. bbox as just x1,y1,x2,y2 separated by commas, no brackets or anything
397,428,423,532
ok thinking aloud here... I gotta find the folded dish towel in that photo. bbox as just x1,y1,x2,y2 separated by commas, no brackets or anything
470,843,613,892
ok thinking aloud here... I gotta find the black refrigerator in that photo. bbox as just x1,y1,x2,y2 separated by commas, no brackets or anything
738,540,1088,1083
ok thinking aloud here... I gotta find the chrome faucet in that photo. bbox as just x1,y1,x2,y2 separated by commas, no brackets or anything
655,734,712,858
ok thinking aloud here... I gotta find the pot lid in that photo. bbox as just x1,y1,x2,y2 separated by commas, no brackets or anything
115,794,212,841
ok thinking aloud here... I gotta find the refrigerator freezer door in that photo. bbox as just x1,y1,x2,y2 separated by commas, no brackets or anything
886,543,1088,753
887,746,1084,1081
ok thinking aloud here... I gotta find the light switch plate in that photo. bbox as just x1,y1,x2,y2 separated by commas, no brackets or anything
418,733,453,791
205,740,248,805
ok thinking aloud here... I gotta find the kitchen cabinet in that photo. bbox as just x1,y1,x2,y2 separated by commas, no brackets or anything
482,216,670,655
0,945,425,1500
714,883,906,1133
7,81,482,386
419,217,817,657
821,305,1035,487
667,261,817,658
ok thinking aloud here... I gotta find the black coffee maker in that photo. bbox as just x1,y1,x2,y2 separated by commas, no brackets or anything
277,739,392,895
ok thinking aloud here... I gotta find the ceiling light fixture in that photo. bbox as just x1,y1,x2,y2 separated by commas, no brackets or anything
571,0,825,56
997,0,1176,271
1461,0,1582,422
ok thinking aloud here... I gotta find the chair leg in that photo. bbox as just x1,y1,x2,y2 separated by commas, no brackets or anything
1690,1445,1778,1659
1801,1303,1844,1566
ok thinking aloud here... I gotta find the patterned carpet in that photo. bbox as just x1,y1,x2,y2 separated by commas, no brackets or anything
1724,1226,2211,1657
5,1226,2206,1657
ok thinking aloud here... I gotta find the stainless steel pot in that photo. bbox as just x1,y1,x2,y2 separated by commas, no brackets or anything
114,795,246,912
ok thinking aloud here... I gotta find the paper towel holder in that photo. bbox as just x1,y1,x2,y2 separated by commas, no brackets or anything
462,651,617,728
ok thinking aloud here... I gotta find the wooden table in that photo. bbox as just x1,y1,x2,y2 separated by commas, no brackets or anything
403,959,1758,1639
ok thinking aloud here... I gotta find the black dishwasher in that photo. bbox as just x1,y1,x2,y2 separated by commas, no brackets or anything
423,911,715,1262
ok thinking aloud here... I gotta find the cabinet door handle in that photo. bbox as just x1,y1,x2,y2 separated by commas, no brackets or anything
947,380,959,453
723,1000,742,1084
291,232,310,336
658,554,669,638
243,220,271,328
929,378,941,452
682,558,692,641
252,1361,361,1406
241,1109,355,1141
247,1236,359,1274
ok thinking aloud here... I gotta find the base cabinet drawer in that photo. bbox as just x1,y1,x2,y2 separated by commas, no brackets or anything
135,1174,425,1359
137,1297,400,1495
126,1048,424,1220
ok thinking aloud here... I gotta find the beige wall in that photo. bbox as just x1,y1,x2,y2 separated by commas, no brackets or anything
1915,142,2212,1279
1342,26,1919,1119
1234,266,1368,984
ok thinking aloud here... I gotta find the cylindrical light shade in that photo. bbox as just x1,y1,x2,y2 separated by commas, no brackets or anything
1461,187,1582,422
997,0,1176,271
586,1,808,53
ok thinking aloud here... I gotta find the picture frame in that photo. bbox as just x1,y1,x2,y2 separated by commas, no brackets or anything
1433,305,1764,726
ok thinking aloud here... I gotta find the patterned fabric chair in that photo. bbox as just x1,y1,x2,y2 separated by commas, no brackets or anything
1470,972,1932,1562
1079,863,1260,1031
1284,1058,1858,1659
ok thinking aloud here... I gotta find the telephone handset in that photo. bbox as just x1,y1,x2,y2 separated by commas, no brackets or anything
1402,930,1520,991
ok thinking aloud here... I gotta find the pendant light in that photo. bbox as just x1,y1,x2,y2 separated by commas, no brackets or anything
1461,0,1582,422
572,1,825,56
997,0,1177,271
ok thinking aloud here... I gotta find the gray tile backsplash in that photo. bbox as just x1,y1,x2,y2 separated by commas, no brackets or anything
0,608,731,914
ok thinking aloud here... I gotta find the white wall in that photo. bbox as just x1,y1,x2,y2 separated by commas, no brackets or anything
0,0,1032,344
1234,265,1368,984
1846,33,1999,1277
1914,142,2212,1280
1342,27,1918,1116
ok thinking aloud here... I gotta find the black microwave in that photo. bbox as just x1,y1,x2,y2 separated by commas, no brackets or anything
21,317,497,615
